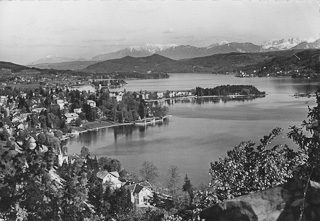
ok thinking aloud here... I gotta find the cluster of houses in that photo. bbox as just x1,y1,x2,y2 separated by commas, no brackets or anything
0,83,184,213
136,90,193,100
95,169,172,208
96,170,159,207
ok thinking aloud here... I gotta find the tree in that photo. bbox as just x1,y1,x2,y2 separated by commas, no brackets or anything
80,146,90,158
139,161,158,183
167,165,180,196
208,127,305,203
138,102,146,119
58,158,92,220
0,144,65,220
182,174,194,204
288,89,320,182
98,157,122,172
109,187,132,217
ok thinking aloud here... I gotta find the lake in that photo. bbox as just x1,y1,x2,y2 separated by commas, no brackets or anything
66,73,320,186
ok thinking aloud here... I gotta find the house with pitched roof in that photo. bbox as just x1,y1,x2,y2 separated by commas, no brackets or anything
127,181,153,206
96,170,123,189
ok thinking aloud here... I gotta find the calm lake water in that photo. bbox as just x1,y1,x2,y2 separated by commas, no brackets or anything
67,73,320,186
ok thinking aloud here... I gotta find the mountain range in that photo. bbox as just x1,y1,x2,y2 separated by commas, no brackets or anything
28,38,320,70
3,49,320,76
28,55,85,65
91,38,319,61
83,49,307,74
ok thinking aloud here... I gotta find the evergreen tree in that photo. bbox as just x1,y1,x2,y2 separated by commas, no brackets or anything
182,174,194,204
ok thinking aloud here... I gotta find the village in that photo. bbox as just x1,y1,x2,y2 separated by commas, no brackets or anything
0,80,200,217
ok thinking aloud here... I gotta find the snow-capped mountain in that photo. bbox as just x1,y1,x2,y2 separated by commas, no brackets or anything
92,42,263,61
291,38,320,50
206,42,262,53
30,37,320,67
206,41,229,48
29,55,77,65
262,38,315,50
92,44,178,61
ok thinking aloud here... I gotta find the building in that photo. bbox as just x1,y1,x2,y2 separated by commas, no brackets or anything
87,100,96,108
110,91,124,102
157,92,164,99
56,99,65,110
73,108,82,114
127,181,153,206
64,113,79,124
0,95,7,106
96,170,123,189
32,107,46,114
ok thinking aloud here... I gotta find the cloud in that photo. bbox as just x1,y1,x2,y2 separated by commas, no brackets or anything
83,38,126,43
173,35,202,42
126,28,147,34
164,28,175,34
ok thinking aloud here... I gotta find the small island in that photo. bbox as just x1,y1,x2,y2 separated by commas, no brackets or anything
195,85,266,97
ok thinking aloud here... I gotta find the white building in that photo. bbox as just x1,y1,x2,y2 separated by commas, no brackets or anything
56,99,65,110
127,181,153,206
73,108,82,114
87,100,96,108
96,171,123,189
157,92,164,99
64,113,79,124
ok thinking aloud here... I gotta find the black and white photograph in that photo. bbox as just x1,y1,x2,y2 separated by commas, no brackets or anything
1,0,320,220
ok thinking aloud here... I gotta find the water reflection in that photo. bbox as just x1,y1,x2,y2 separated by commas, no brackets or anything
111,119,170,141
267,77,320,94
163,95,265,105
112,125,134,141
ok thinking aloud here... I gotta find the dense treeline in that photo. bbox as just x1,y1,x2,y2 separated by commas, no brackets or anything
195,85,265,96
0,143,133,220
0,86,168,135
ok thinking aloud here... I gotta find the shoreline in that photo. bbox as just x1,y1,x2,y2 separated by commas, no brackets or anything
62,117,169,141
75,121,134,133
62,121,134,141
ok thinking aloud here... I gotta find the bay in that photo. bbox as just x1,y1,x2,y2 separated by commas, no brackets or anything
67,73,320,186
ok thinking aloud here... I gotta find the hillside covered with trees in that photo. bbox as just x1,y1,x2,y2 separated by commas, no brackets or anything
82,49,314,75
1,88,320,220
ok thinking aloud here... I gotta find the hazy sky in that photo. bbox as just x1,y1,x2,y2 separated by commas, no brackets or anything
1,0,320,64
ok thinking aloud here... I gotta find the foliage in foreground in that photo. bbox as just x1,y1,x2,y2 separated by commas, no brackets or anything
208,127,306,204
197,88,320,212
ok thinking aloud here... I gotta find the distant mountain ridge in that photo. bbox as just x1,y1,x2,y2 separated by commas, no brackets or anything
91,38,320,61
3,48,320,78
28,55,79,65
30,60,98,71
262,38,313,50
83,49,306,74
27,38,320,71
84,54,177,73
91,44,178,61
291,38,320,50
0,61,36,73
92,42,265,61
